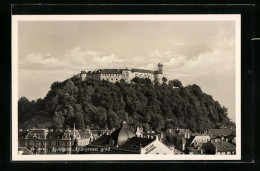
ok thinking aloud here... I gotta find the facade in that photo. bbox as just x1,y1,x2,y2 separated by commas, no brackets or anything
18,127,93,154
80,63,164,84
189,135,211,147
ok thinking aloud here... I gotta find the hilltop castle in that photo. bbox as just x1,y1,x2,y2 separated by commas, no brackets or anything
80,63,164,84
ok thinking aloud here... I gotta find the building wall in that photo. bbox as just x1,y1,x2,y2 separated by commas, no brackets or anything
140,138,174,154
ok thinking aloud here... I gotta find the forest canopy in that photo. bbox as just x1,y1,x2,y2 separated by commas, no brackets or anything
18,76,235,133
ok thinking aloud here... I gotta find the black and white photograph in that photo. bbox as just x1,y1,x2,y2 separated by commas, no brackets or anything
12,15,241,161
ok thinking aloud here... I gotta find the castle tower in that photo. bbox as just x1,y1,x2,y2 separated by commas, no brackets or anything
158,63,163,74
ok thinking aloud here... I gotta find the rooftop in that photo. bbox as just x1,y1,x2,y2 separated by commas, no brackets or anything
119,137,154,150
211,141,236,152
208,128,235,138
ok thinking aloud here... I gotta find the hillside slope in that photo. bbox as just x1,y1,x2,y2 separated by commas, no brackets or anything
18,76,235,132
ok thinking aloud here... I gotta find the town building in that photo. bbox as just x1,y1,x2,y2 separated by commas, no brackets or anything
188,135,211,148
207,128,235,139
80,63,164,84
201,141,236,155
18,127,93,154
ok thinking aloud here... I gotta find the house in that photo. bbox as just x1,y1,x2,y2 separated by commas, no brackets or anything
189,135,211,147
18,127,92,154
202,141,236,155
207,128,235,139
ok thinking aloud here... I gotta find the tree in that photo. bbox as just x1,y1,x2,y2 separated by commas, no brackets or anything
169,79,183,88
107,109,119,129
132,77,141,84
74,104,85,129
18,75,233,132
54,111,65,129
162,77,167,83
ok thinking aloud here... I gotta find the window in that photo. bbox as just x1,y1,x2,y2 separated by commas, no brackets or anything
56,142,60,146
48,142,52,146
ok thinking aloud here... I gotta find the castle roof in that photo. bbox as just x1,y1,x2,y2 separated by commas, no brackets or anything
86,68,159,75
131,69,154,74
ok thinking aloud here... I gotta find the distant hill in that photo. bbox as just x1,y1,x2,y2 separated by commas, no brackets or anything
18,76,235,132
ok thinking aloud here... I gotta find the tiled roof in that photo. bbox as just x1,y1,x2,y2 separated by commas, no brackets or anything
86,68,159,75
131,69,154,74
89,134,111,146
100,69,123,74
208,128,235,138
18,147,34,155
211,141,236,152
46,132,64,139
119,137,154,150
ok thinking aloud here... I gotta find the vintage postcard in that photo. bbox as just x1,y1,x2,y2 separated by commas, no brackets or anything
12,15,241,161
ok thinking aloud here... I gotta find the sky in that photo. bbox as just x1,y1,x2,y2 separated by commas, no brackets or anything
18,19,237,121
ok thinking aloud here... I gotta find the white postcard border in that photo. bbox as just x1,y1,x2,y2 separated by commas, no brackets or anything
12,14,241,161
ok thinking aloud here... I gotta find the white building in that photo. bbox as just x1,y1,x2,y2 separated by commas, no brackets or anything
80,63,164,84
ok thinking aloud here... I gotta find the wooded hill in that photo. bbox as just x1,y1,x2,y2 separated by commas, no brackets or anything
18,76,235,133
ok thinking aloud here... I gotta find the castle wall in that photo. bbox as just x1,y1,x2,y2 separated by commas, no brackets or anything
154,74,163,84
100,74,123,83
80,63,164,84
132,72,154,82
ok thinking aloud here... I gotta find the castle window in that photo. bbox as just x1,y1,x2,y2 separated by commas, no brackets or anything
111,79,113,80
